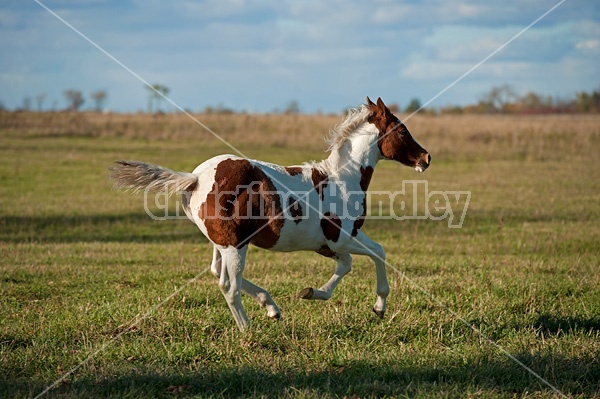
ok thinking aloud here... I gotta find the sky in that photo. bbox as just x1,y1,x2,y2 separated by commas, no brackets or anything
1,0,599,113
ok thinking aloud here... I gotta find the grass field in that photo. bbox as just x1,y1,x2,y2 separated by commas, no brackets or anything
1,111,599,398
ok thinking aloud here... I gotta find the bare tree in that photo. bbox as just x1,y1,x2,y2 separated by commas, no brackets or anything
146,83,170,113
90,90,107,112
284,100,300,114
521,91,542,109
22,96,32,111
64,90,85,111
480,84,518,112
35,93,46,112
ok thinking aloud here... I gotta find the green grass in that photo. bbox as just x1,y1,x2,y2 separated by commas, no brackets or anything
1,113,599,398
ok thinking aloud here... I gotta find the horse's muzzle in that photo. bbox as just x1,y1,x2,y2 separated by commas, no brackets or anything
415,153,431,173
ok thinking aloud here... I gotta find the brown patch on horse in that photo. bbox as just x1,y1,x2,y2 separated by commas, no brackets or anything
378,123,411,161
285,166,303,176
351,221,362,237
359,165,374,192
311,168,329,201
320,211,342,243
352,165,374,237
367,97,427,166
199,158,284,249
288,195,303,224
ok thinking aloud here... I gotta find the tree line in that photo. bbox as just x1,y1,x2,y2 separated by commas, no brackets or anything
8,89,108,112
3,84,599,114
5,84,167,113
435,84,600,115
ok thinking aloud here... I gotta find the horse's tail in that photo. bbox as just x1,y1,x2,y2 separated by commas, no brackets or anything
109,160,198,197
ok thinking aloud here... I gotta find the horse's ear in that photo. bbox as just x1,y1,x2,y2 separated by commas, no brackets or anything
376,97,392,116
366,96,376,107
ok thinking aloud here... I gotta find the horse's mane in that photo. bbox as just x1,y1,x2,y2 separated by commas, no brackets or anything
324,105,371,151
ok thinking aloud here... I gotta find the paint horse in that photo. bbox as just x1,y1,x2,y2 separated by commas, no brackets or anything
110,97,430,331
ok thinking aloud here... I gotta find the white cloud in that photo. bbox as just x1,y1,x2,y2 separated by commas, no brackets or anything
576,39,600,53
456,3,481,18
1,0,598,112
371,4,412,24
0,10,20,26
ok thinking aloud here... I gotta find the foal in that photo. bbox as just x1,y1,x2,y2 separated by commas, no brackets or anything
110,97,430,331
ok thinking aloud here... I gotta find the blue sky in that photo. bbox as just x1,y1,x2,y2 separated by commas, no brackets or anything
1,0,599,113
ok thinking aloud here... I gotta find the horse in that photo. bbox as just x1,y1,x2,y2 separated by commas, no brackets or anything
109,97,430,331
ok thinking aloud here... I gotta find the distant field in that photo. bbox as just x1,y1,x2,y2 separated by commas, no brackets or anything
1,111,599,398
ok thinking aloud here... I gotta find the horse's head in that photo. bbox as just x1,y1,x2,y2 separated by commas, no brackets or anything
366,97,430,172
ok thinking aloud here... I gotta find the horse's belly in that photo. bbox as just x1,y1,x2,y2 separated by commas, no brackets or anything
266,216,325,252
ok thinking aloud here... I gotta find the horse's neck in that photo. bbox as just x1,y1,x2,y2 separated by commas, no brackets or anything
320,130,380,189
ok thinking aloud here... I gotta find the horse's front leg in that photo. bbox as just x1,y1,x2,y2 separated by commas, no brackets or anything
337,231,389,318
298,252,352,300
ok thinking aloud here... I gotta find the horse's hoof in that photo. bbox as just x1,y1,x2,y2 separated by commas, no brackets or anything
298,287,314,299
372,307,385,319
270,313,282,321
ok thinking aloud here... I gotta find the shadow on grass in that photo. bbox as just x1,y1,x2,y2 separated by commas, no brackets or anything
2,208,596,245
0,214,206,243
533,314,600,337
5,352,598,398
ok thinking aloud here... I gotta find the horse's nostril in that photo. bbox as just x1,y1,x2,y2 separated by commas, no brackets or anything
420,153,430,166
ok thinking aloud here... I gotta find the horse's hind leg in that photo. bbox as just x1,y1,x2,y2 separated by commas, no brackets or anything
210,246,222,278
298,253,352,300
217,245,250,331
211,247,281,321
241,279,281,320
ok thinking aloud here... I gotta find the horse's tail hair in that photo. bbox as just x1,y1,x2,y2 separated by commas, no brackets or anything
109,160,198,197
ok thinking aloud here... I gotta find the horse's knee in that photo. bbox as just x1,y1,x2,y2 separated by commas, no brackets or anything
222,276,243,304
217,246,246,296
218,277,230,293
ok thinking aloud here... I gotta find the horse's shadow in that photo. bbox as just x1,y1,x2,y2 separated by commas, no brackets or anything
8,349,598,398
0,213,205,243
